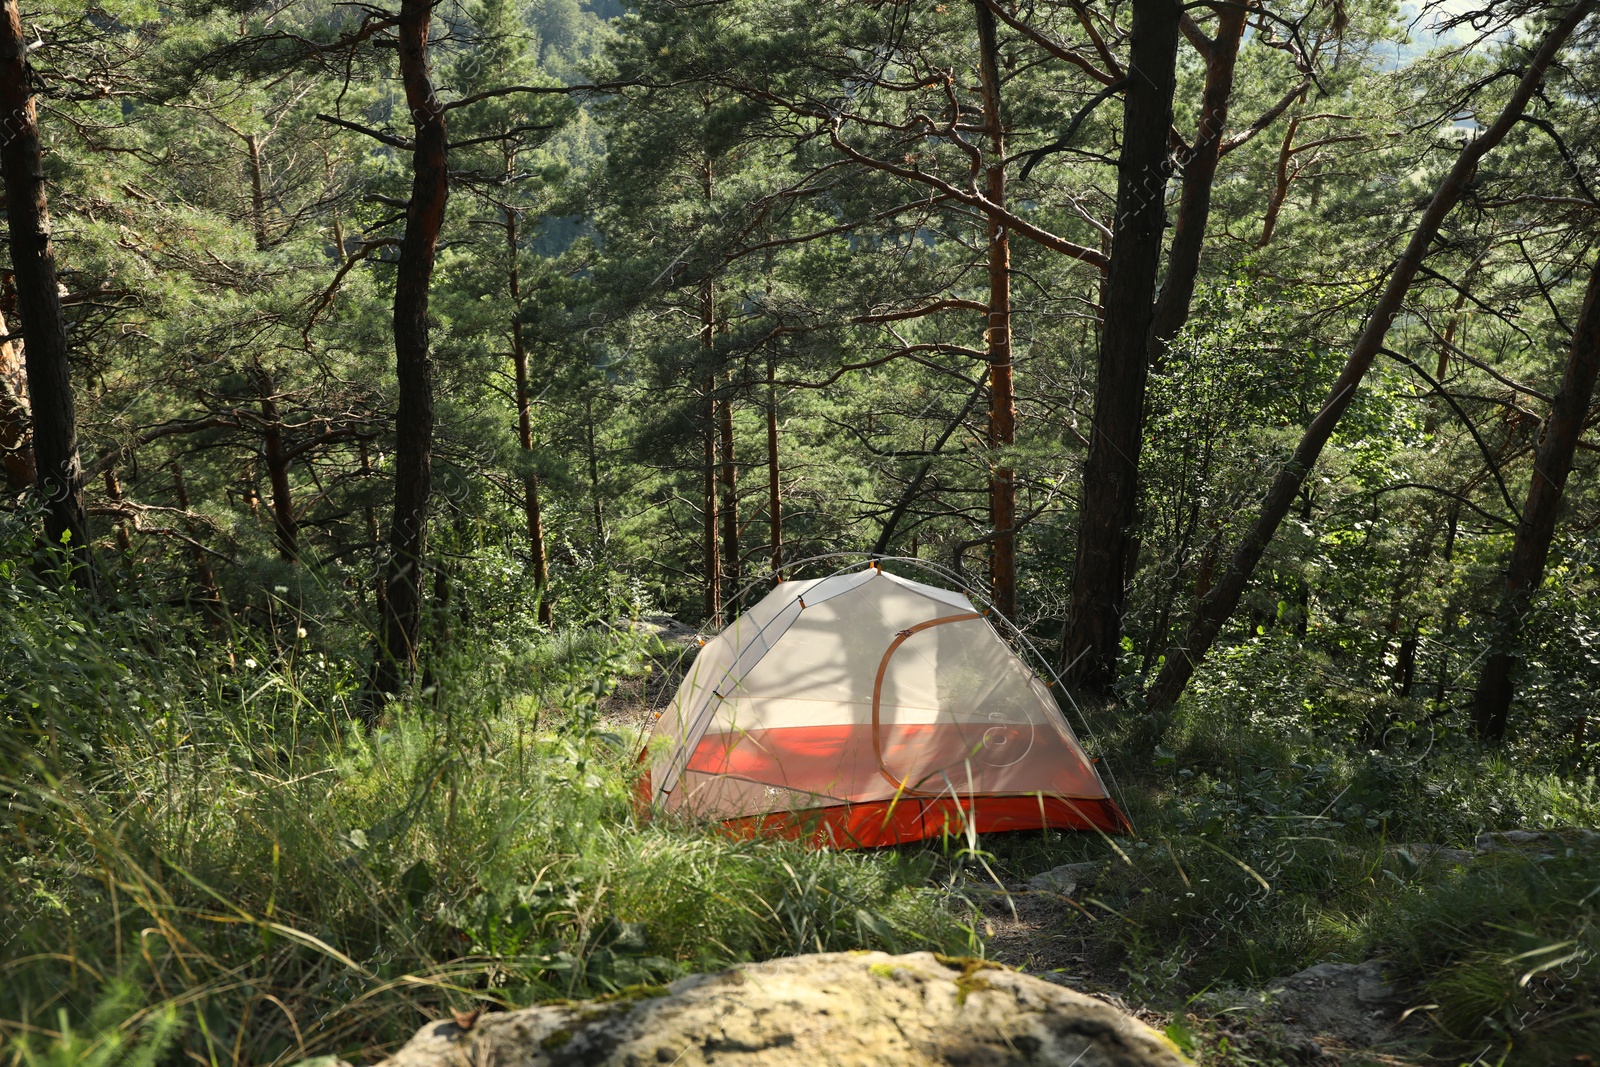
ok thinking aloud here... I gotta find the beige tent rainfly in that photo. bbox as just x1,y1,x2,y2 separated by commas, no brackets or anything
640,563,1127,848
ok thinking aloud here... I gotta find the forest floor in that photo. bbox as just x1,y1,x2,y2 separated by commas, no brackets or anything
593,631,1600,1066
5,616,1597,1067
597,641,1419,1065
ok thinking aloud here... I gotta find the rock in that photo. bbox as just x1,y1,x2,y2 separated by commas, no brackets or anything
621,614,703,647
1475,828,1600,856
1265,960,1406,1050
1386,843,1473,870
1475,829,1549,852
1036,970,1083,989
1200,959,1428,1061
377,952,1190,1067
1028,862,1104,895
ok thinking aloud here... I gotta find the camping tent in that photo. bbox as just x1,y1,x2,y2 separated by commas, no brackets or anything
641,564,1128,847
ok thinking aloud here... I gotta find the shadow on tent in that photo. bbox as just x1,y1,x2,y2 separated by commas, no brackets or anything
633,555,1131,850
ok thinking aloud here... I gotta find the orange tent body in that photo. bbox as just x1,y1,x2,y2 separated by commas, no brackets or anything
641,566,1128,848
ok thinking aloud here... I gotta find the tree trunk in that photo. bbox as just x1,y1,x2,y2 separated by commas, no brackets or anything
873,375,987,557
1148,2,1247,355
1392,622,1418,698
766,351,782,576
172,459,221,609
103,468,131,552
700,148,721,625
0,306,32,492
243,458,260,517
1431,504,1459,710
719,389,738,601
1066,0,1245,674
1145,0,1595,716
1471,250,1600,743
1256,112,1301,250
975,0,1016,619
359,440,386,618
1423,258,1483,436
583,393,604,545
0,0,92,581
370,0,447,705
246,132,268,251
507,205,552,627
1059,0,1181,685
1293,488,1313,637
701,372,720,626
253,367,297,561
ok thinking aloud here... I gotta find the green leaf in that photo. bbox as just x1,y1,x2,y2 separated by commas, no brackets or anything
400,860,435,911
1163,1020,1197,1056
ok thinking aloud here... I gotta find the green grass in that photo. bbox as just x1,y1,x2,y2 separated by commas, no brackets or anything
970,688,1600,1065
1375,836,1600,1063
0,576,972,1066
6,565,1600,1066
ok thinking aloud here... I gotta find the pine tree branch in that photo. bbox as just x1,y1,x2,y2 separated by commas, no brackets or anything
316,113,413,149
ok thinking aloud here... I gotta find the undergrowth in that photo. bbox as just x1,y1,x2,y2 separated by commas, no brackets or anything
972,649,1600,1065
0,570,971,1066
5,563,1599,1066
1377,838,1600,1064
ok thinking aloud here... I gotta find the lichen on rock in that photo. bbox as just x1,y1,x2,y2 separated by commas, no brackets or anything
376,951,1191,1067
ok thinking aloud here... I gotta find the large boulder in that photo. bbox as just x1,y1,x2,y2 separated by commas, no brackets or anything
378,951,1190,1067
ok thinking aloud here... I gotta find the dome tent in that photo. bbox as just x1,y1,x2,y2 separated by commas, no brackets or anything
641,562,1128,848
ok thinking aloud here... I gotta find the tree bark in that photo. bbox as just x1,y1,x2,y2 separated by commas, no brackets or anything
0,306,32,492
1145,0,1596,716
1471,251,1600,743
1060,0,1181,685
700,147,721,626
1148,2,1247,354
975,0,1017,619
1431,504,1459,711
1422,258,1483,436
1392,622,1418,698
507,205,552,627
701,375,720,625
872,376,987,558
172,459,221,609
766,351,782,576
0,0,92,581
719,389,738,600
370,0,447,704
584,393,604,545
253,366,297,561
246,132,268,251
103,468,131,553
359,440,386,618
243,458,260,517
1256,113,1300,250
